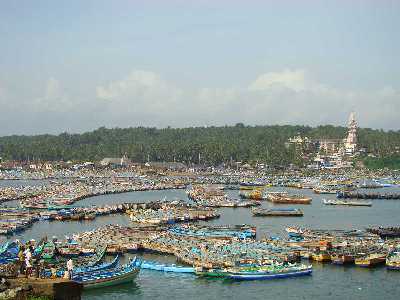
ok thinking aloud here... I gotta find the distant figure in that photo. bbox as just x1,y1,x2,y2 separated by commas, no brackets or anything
18,246,25,275
24,248,32,278
67,259,74,280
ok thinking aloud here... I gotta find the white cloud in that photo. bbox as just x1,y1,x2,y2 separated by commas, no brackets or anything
45,77,61,99
92,68,399,130
32,78,75,112
249,69,307,92
1,69,399,135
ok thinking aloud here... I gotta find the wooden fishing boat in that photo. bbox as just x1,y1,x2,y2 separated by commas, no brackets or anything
0,242,9,256
74,255,120,275
239,189,263,200
139,260,195,273
252,208,303,217
311,252,331,262
331,253,355,265
323,199,372,207
267,193,312,204
355,253,386,267
73,258,141,289
54,255,120,278
386,250,400,270
58,246,81,257
42,241,56,260
226,266,312,280
0,242,19,265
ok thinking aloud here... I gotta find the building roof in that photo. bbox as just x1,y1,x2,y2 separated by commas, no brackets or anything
99,157,131,166
146,162,187,169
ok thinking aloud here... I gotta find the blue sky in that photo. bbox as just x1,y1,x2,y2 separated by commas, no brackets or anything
0,0,399,135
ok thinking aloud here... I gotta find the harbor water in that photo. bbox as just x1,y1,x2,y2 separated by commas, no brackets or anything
1,180,400,300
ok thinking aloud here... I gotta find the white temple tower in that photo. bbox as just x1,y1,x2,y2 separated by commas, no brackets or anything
344,112,357,154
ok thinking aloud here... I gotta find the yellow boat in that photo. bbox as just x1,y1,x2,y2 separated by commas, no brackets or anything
311,252,331,262
355,253,386,267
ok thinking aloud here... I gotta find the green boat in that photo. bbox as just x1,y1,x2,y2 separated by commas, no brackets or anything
195,268,228,278
47,205,71,210
0,242,9,256
41,241,56,260
74,257,141,289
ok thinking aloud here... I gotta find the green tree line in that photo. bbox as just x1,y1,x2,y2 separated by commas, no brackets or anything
0,124,399,166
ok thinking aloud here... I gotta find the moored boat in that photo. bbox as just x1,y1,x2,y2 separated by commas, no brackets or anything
323,199,372,207
252,208,303,217
311,252,331,262
73,257,141,289
355,253,386,267
331,253,355,265
386,250,400,270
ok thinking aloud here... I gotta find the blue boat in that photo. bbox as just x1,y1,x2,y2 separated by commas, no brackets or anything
73,257,141,289
138,260,195,273
75,255,120,275
0,242,19,264
52,255,121,278
226,267,312,280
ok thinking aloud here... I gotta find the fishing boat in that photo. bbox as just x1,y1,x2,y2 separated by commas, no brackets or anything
366,227,400,238
58,246,81,257
239,189,263,200
195,267,229,278
75,255,120,275
0,242,9,256
322,199,372,207
331,253,355,265
139,260,195,273
386,250,400,270
73,257,141,289
311,252,331,262
41,241,56,260
0,242,19,264
313,187,337,194
252,208,303,217
355,253,386,267
266,193,312,204
225,264,312,280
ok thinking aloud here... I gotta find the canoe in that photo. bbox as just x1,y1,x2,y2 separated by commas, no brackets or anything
139,260,195,273
226,268,312,280
252,208,303,217
70,255,120,276
73,257,141,289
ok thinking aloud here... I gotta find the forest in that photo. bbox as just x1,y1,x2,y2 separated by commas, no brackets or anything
0,124,399,167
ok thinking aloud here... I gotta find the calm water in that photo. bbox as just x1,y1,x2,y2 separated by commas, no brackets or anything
2,180,400,299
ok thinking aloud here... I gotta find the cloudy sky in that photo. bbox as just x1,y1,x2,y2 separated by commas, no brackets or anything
0,0,399,135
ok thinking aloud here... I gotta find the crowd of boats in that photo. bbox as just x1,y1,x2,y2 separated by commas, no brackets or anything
0,178,185,208
1,221,399,293
0,169,400,296
187,185,260,208
285,226,400,268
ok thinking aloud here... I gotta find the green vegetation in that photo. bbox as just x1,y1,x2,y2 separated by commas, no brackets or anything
363,155,400,170
0,125,399,166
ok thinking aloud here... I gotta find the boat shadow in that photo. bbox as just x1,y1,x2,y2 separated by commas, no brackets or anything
82,281,142,297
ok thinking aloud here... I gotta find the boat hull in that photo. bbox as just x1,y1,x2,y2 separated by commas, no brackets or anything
82,268,139,289
227,269,312,280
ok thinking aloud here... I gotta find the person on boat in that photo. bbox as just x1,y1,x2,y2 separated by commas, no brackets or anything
67,258,74,280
